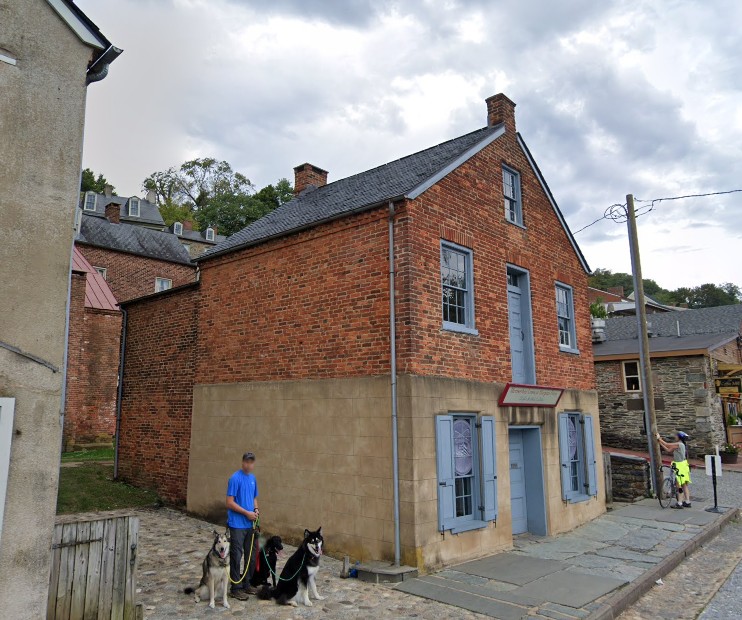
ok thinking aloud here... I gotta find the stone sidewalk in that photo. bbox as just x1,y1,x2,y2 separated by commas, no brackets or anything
134,507,487,619
396,499,737,619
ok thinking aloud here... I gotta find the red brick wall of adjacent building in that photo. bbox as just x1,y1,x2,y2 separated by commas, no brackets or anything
77,244,196,302
395,129,595,390
64,273,122,449
196,209,392,384
117,285,199,504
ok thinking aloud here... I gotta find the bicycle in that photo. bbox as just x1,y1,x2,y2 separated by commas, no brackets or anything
658,463,680,508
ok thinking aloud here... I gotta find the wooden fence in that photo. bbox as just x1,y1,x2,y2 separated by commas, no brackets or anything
47,513,139,620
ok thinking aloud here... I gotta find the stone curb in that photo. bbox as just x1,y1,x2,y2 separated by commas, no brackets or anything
586,507,740,620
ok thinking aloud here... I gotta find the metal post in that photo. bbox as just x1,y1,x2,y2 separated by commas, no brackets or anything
626,194,662,495
388,202,401,566
705,456,723,513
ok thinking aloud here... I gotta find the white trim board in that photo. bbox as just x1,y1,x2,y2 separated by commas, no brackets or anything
45,0,105,49
0,398,16,549
0,52,17,66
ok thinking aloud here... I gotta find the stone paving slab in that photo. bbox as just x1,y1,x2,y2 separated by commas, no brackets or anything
455,553,566,585
514,570,626,608
417,575,544,607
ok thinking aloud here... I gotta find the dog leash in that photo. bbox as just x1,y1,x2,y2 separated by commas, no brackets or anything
261,547,306,582
228,517,259,585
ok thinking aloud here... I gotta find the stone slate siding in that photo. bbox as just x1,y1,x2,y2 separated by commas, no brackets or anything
609,454,651,502
597,355,726,456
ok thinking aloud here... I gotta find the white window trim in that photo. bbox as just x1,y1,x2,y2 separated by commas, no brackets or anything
622,360,642,393
155,277,172,292
440,240,478,336
555,281,579,354
205,227,215,241
129,197,140,217
502,165,524,227
174,222,183,235
94,266,107,280
83,191,98,211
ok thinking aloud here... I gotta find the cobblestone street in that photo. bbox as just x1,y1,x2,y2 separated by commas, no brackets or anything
135,508,486,619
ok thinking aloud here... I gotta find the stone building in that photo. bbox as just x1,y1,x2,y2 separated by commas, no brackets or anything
594,305,742,455
169,220,226,258
0,1,119,616
118,94,605,570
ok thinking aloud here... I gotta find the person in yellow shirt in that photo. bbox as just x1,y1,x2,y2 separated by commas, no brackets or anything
656,431,691,509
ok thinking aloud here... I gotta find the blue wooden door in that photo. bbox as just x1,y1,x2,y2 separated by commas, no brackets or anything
508,287,526,384
509,430,528,534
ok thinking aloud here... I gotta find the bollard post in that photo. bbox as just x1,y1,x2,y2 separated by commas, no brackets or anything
705,454,724,514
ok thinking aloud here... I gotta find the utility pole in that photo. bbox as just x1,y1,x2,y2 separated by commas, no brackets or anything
626,194,662,495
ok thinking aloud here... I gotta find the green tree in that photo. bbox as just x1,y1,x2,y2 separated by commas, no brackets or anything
80,168,114,194
143,159,293,235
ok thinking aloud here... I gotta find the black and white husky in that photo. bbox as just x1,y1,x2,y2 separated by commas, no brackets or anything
258,527,324,607
184,530,230,609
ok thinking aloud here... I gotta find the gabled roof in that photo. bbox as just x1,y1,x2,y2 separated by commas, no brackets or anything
77,213,193,265
71,247,118,311
200,124,506,260
593,332,739,359
169,224,227,245
605,304,742,341
82,194,164,227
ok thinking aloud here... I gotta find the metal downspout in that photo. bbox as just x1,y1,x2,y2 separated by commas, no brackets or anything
388,201,401,566
113,307,127,479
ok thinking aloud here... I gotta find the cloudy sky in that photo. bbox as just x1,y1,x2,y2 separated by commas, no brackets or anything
79,0,742,289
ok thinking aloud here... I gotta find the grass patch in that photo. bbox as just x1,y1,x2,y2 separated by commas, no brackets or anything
61,447,115,462
57,464,160,514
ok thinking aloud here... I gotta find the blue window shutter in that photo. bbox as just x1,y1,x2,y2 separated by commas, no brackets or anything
435,415,456,531
480,416,498,521
583,415,598,497
558,413,571,501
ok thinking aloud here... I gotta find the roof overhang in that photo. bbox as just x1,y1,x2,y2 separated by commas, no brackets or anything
595,349,710,362
517,134,591,274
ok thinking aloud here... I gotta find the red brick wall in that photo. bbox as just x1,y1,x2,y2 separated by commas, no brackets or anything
395,130,595,390
77,244,196,302
118,285,199,504
64,273,122,448
196,209,392,383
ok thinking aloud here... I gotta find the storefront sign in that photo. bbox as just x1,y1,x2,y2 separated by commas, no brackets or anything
715,377,742,394
498,383,564,408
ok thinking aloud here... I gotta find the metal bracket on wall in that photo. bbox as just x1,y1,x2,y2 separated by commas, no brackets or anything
0,340,59,373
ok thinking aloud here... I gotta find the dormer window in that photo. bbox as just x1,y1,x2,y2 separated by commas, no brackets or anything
128,197,140,217
174,222,183,235
205,227,215,241
84,192,97,211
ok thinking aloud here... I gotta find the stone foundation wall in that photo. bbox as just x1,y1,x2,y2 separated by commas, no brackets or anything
609,453,650,502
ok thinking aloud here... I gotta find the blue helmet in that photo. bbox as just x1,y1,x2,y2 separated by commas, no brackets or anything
677,431,689,440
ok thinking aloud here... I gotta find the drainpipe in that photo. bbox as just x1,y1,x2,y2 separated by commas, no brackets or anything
388,201,401,566
86,46,123,85
113,307,128,479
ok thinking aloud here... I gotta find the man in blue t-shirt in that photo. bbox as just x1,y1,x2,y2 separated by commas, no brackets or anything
226,451,260,600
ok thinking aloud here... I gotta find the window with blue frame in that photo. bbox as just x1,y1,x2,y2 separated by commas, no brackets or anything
558,412,598,503
441,241,477,335
436,414,498,533
555,283,578,353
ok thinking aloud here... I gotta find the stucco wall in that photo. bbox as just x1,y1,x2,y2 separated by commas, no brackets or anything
0,1,96,617
187,375,603,571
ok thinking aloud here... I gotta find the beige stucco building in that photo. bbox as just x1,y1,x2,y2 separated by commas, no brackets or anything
0,1,119,616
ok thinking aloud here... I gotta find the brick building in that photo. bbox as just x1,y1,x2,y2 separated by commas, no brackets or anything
118,94,604,570
76,205,196,301
64,248,121,450
594,305,742,455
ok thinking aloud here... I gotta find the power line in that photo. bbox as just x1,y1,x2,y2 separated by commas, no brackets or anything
573,188,742,235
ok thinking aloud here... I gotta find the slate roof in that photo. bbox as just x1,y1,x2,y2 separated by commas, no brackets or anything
77,213,193,265
169,225,227,245
81,193,164,227
71,247,119,311
200,125,504,260
605,305,742,341
593,333,739,358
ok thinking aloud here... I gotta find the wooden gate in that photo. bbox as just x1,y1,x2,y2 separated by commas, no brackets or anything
47,513,139,620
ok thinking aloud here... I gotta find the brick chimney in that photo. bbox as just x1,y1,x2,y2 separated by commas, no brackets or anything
293,163,328,196
485,93,516,135
183,220,193,231
105,202,120,224
608,286,625,299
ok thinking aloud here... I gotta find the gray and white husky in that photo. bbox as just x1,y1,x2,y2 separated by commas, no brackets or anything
184,530,231,609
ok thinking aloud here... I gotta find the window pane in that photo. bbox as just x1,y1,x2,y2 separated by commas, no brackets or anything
626,376,640,391
568,416,580,492
453,419,473,476
625,362,638,376
441,245,470,326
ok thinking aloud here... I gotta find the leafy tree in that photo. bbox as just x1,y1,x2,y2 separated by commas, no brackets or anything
143,158,293,235
80,168,114,194
675,283,742,308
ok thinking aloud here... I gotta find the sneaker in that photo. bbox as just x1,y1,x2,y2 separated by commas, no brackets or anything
229,589,249,601
671,504,684,509
245,585,259,595
683,502,692,508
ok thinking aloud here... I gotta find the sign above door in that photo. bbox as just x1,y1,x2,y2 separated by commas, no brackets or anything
498,383,564,408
